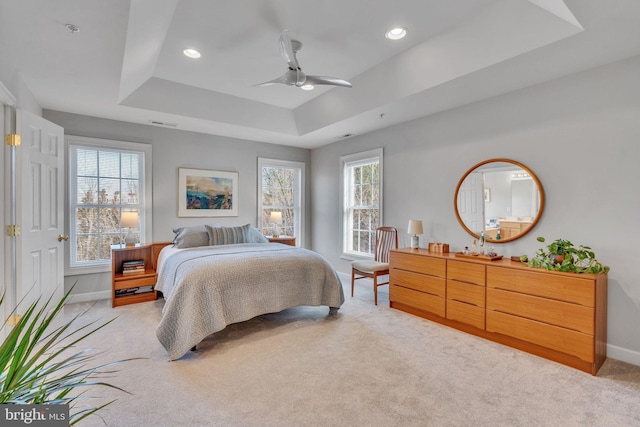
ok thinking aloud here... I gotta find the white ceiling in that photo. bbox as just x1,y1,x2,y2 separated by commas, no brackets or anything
2,0,640,149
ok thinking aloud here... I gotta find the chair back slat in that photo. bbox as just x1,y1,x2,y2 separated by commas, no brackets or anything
374,226,398,263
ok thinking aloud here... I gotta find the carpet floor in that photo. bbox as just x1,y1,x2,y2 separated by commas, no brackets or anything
64,277,640,426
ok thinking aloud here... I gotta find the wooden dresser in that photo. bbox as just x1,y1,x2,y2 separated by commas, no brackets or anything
389,248,608,375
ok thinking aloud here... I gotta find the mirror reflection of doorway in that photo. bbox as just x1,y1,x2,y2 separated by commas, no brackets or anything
454,159,545,243
456,171,484,235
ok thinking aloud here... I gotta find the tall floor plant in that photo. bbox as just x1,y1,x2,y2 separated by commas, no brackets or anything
0,284,133,424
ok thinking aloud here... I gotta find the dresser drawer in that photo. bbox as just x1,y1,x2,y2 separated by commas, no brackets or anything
391,270,445,297
447,279,485,307
487,266,595,307
447,260,485,286
390,285,445,317
447,300,485,330
486,288,593,334
486,310,594,363
390,251,446,278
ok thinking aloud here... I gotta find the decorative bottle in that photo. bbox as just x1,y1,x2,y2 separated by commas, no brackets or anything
479,231,485,254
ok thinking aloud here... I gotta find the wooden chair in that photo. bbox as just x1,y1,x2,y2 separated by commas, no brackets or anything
351,226,398,305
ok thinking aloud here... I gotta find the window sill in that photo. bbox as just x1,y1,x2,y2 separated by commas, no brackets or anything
65,264,111,276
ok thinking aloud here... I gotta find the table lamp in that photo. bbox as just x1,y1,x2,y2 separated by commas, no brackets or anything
121,210,139,246
269,211,282,237
407,219,423,249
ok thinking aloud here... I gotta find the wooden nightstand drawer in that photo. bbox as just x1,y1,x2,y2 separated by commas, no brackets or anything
114,274,156,290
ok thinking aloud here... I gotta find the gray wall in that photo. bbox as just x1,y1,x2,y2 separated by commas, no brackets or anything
310,55,640,365
42,111,311,299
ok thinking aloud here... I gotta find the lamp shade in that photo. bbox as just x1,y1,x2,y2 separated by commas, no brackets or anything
121,211,139,228
269,211,282,224
407,219,423,235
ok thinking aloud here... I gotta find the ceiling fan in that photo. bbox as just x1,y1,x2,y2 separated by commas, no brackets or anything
257,30,352,89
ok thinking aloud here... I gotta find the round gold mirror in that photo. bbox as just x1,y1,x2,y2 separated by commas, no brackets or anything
454,158,544,243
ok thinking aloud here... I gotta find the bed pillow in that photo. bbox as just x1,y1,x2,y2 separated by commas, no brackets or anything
248,226,269,243
173,225,210,248
206,224,251,246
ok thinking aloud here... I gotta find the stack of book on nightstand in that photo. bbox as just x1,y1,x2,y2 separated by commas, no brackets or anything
122,259,145,275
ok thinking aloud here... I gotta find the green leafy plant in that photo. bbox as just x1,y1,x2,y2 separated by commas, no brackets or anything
523,237,610,274
1,284,133,424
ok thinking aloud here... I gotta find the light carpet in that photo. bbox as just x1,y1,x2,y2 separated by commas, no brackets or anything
64,277,640,426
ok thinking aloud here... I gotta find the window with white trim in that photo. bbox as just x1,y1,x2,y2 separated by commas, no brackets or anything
258,158,304,244
341,148,383,258
67,136,152,272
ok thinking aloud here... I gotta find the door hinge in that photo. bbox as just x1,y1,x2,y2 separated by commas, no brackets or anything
5,133,21,146
6,314,22,326
5,225,21,237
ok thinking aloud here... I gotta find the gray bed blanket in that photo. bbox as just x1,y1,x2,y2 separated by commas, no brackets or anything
155,243,345,360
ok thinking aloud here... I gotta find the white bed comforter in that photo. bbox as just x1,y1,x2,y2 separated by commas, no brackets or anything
155,243,345,359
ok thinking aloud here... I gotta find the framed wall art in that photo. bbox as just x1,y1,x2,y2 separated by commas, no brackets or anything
178,168,238,217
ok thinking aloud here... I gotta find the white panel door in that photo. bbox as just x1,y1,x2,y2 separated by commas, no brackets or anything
16,109,65,311
457,171,485,234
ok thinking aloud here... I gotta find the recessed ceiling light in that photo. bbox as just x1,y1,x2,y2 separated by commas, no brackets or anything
300,84,314,91
385,27,407,40
183,48,201,59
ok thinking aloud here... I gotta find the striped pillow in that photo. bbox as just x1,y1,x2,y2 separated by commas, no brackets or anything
206,224,251,246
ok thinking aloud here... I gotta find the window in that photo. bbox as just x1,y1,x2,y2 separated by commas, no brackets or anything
341,148,383,258
258,158,304,244
67,136,152,273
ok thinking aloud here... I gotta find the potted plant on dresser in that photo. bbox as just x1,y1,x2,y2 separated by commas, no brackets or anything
523,236,610,274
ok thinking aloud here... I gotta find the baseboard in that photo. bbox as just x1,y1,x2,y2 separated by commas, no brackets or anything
607,344,640,367
67,290,111,304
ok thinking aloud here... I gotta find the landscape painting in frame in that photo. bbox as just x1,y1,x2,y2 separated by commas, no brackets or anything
178,168,238,217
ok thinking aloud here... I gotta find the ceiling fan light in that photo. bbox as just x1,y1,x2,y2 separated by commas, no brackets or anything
183,48,201,59
300,84,314,90
385,27,407,40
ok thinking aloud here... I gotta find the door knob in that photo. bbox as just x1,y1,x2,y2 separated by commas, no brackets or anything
57,235,69,242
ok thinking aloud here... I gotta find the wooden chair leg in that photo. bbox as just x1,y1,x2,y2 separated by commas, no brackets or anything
351,269,355,297
373,274,378,305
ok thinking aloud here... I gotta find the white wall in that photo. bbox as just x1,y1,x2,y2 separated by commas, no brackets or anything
42,111,311,300
310,55,640,365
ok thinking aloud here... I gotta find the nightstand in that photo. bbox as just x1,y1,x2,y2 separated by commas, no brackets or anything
267,236,296,246
111,242,170,307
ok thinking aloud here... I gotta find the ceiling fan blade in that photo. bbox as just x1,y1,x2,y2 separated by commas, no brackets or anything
278,29,299,70
255,75,288,86
304,75,352,88
255,69,300,87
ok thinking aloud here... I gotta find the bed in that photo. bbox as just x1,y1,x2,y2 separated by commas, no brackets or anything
154,224,345,360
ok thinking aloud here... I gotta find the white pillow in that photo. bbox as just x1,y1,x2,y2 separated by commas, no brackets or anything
172,225,209,248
